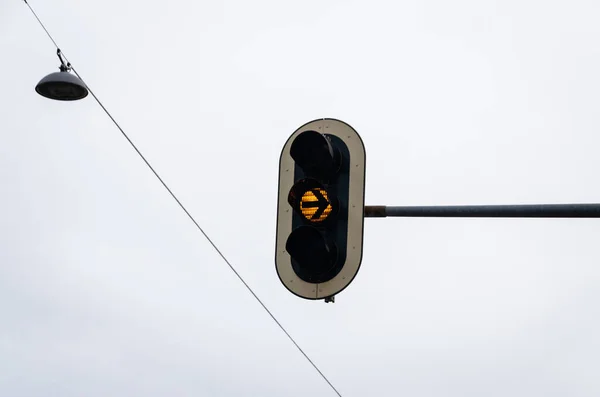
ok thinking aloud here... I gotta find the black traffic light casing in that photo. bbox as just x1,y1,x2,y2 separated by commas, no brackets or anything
275,119,366,300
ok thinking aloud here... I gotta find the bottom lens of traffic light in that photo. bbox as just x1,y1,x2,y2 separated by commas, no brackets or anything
285,225,338,283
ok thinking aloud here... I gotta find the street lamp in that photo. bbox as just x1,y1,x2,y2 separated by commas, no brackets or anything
35,49,88,101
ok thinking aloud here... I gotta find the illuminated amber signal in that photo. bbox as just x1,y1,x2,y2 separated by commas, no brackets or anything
300,188,333,222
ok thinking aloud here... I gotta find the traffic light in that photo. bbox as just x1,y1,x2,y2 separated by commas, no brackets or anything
275,119,366,301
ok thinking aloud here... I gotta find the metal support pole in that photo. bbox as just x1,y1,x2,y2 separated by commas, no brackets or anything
364,204,600,218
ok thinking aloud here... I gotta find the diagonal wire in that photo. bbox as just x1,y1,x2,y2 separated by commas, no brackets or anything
22,1,342,396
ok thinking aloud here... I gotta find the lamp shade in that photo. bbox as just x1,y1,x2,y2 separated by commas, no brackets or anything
35,70,88,101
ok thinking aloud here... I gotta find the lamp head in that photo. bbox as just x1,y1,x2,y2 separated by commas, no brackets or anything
35,68,88,101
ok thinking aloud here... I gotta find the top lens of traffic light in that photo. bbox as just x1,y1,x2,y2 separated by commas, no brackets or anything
289,130,339,180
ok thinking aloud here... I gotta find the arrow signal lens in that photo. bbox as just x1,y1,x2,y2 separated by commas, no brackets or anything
300,188,332,222
288,178,337,223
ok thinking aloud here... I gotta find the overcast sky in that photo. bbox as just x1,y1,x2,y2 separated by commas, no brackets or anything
2,0,600,396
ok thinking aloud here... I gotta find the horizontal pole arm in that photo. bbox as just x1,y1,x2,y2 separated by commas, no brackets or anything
364,204,600,218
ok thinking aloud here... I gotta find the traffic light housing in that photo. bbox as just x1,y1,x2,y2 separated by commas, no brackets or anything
275,119,366,300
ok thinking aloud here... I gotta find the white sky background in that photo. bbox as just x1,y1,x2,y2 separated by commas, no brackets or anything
2,0,600,395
